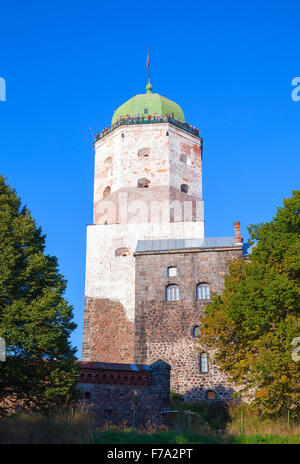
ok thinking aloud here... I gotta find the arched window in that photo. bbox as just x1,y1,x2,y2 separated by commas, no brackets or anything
103,157,113,175
138,178,150,188
180,184,189,193
115,247,130,257
180,154,188,164
196,283,210,300
167,266,177,277
138,148,150,157
200,353,208,373
193,326,201,337
103,186,111,199
166,284,179,301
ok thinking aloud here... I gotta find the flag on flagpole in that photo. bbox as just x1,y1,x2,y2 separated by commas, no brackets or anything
146,47,150,83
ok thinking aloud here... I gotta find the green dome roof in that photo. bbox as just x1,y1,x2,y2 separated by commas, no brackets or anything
112,82,185,124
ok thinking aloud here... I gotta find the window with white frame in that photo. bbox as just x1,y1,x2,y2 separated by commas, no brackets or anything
196,283,210,300
166,284,179,301
200,353,208,373
167,266,177,277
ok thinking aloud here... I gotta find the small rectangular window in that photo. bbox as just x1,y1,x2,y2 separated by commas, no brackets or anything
167,267,177,277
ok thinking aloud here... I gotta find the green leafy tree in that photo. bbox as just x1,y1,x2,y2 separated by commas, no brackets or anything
198,191,300,417
0,176,79,414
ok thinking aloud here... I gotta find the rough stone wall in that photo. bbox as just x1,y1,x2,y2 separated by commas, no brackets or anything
169,127,203,200
82,297,134,362
77,360,171,427
134,247,243,401
93,123,203,225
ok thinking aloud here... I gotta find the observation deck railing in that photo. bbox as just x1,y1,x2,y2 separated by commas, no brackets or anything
95,116,201,142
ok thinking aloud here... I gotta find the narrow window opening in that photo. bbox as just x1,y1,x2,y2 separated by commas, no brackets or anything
104,156,112,165
115,247,130,257
193,326,201,337
180,154,188,164
180,184,189,193
138,178,150,188
103,186,111,199
200,353,208,373
138,148,150,158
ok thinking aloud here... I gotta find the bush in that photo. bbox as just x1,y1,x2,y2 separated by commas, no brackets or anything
170,393,231,431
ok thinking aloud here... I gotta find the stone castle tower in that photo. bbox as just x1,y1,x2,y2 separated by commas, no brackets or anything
82,79,244,400
83,81,204,361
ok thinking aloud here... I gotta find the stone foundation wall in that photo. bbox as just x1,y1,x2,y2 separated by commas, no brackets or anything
82,297,134,362
77,360,171,427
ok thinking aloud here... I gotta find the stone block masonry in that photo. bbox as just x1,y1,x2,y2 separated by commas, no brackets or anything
77,360,171,427
134,245,243,401
82,297,134,362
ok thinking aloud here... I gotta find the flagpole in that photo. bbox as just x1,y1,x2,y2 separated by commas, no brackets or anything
148,46,150,83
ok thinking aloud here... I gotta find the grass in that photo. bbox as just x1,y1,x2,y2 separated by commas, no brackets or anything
226,434,300,444
1,403,300,444
0,408,95,444
91,430,219,444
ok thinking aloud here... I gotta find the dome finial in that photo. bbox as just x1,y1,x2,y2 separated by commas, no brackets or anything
146,46,152,94
146,81,152,94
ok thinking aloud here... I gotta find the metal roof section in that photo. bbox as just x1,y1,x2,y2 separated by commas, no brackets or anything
78,361,152,371
136,237,242,254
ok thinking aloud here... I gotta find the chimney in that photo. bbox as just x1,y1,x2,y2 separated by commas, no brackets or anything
234,221,242,243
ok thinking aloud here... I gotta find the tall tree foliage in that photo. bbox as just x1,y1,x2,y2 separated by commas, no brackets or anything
0,176,79,413
198,191,300,417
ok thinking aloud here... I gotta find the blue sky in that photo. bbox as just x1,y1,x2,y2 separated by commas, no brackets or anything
0,0,299,357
